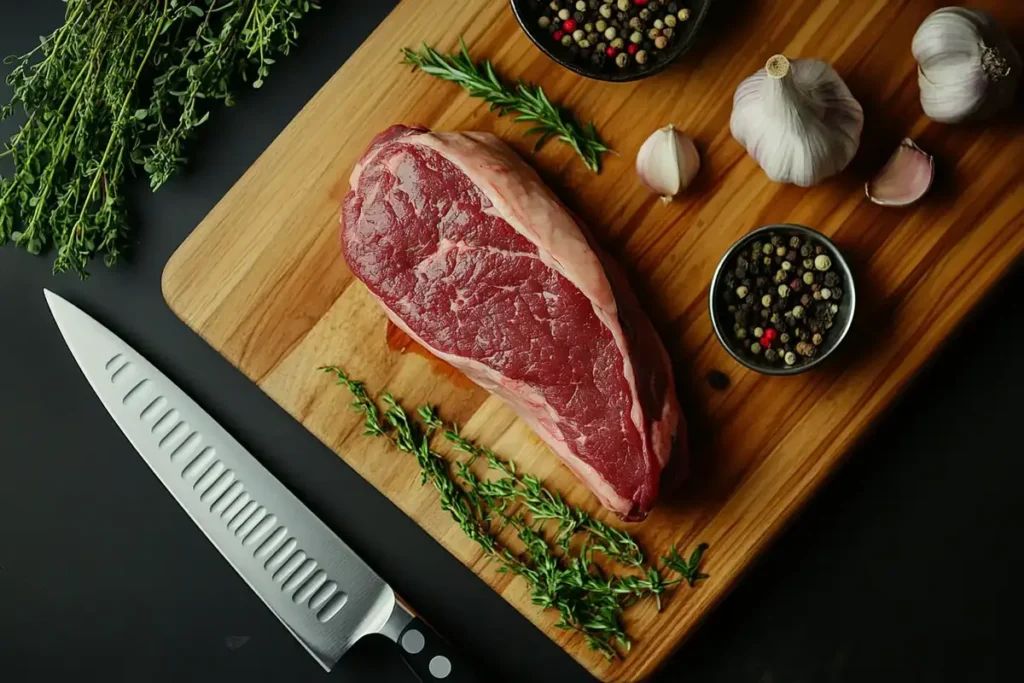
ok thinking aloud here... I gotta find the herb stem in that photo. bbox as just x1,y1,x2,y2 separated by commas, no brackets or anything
401,39,611,173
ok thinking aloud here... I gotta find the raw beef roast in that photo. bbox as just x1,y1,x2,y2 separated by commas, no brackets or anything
340,125,684,520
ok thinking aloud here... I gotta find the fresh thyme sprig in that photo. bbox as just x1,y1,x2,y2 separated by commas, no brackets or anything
319,365,709,660
0,0,320,276
400,39,611,173
445,425,645,567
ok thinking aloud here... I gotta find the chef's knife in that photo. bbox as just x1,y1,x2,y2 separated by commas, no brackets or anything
44,289,472,682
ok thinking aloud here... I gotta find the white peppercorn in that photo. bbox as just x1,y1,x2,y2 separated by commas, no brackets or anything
617,0,630,10
615,52,629,67
558,8,571,20
655,35,668,49
599,4,612,19
654,18,664,29
630,31,642,43
604,26,617,40
635,49,648,64
576,0,587,10
610,37,624,48
678,8,691,20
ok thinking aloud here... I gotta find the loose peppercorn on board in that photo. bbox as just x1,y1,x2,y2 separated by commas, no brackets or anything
162,1,1024,680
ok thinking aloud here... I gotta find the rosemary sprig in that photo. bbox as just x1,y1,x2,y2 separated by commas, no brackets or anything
400,39,611,173
319,365,709,660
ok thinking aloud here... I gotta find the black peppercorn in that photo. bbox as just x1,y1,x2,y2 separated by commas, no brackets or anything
824,271,839,287
706,370,730,390
668,2,679,11
800,243,813,257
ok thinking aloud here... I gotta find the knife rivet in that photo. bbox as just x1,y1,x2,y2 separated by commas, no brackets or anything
401,629,425,654
428,655,451,679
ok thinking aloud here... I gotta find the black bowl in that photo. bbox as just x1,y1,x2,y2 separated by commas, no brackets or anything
709,224,857,376
510,0,712,83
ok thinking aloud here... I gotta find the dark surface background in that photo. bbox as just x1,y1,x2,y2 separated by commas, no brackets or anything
2,3,1022,681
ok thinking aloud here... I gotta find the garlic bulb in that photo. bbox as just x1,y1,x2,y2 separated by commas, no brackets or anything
730,54,864,187
912,7,1021,123
865,138,934,207
636,124,700,202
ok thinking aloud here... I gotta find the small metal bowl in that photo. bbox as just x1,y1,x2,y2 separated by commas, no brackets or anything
709,224,857,376
509,0,712,83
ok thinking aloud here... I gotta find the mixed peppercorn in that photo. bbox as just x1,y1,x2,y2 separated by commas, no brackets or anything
719,232,846,368
531,0,691,71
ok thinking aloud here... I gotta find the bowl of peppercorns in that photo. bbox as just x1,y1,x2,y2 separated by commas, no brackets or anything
709,224,857,376
511,0,711,82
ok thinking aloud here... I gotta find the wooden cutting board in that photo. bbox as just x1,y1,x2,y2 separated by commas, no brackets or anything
162,1,1024,680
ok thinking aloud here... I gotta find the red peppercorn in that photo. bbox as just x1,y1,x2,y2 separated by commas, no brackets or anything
764,328,777,340
759,336,771,349
634,0,649,5
627,43,639,55
606,46,618,57
553,30,564,41
562,18,577,33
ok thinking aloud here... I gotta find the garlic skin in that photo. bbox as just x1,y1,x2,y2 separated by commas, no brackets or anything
636,124,700,202
913,7,1021,124
865,138,934,207
730,55,864,187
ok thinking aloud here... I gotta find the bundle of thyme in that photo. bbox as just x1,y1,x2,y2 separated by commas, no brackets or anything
321,365,708,659
0,0,320,276
401,40,611,173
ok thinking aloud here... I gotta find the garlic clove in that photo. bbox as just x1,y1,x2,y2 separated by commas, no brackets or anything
865,138,934,207
636,124,700,202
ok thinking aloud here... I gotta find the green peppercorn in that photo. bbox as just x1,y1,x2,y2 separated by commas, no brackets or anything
753,326,764,338
776,246,787,257
803,271,815,285
765,348,779,362
615,52,629,67
761,294,772,307
778,284,790,297
750,342,762,355
665,14,677,27
784,351,797,365
812,333,823,345
781,260,792,271
558,8,571,20
599,3,612,18
792,305,805,319
539,16,552,29
736,285,749,298
814,254,832,271
736,327,747,340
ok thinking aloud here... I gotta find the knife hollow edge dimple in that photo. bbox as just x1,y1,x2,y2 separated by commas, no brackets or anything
44,290,469,682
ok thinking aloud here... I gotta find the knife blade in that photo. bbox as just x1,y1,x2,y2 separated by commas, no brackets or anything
44,289,472,682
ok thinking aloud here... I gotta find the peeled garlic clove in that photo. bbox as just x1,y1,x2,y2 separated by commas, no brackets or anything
636,124,700,202
913,7,1021,123
865,138,934,207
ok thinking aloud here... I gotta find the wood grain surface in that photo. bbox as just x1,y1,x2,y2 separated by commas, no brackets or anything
162,1,1024,680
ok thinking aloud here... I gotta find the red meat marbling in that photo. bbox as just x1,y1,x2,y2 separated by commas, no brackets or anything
341,125,684,520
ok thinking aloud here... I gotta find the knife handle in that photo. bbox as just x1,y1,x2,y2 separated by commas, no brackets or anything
396,616,478,682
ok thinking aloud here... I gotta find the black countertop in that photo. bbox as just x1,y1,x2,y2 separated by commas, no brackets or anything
2,3,1022,681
